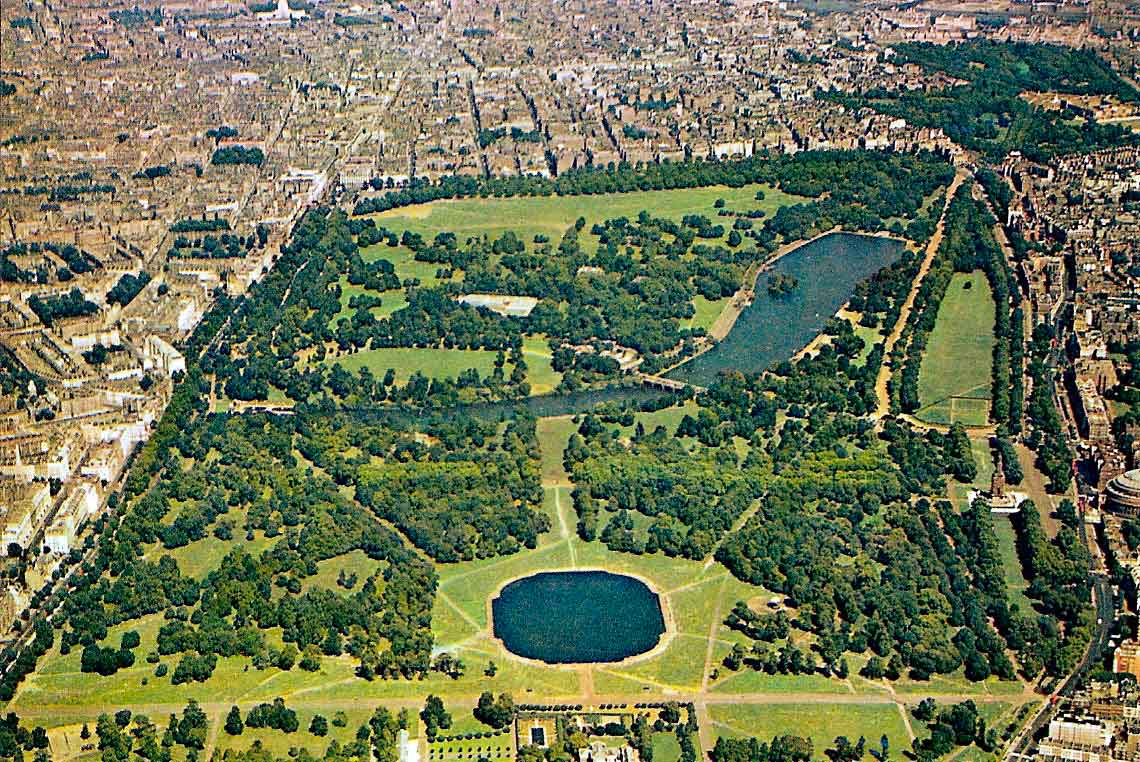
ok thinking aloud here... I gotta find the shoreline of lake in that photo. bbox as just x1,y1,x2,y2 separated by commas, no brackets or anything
664,231,906,387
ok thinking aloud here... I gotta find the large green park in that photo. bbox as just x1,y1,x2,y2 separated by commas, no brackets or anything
4,153,1073,762
7,400,1033,762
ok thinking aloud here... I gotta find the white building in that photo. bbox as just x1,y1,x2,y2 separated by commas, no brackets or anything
144,335,187,377
44,482,98,554
0,482,52,551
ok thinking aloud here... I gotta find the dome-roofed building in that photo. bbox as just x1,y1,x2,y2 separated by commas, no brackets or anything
1105,469,1140,517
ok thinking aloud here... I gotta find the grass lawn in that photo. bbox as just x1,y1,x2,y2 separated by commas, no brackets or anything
970,435,996,488
886,667,1024,697
652,732,682,762
143,529,278,580
708,703,911,757
215,707,377,758
993,515,1035,614
853,321,884,366
302,549,384,595
688,296,729,332
536,417,577,485
915,271,996,427
522,336,562,394
536,487,571,549
367,184,805,249
321,346,502,382
709,668,854,696
359,243,445,286
317,343,558,393
624,401,700,438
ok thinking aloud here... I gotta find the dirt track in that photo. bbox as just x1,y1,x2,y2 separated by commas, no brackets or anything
872,170,968,421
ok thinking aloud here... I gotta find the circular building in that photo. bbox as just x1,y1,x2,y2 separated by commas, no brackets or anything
1106,469,1140,517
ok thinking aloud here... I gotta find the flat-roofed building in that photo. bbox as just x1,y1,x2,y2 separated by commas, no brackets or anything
0,481,51,551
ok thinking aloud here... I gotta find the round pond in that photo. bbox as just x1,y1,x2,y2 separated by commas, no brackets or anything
491,570,666,664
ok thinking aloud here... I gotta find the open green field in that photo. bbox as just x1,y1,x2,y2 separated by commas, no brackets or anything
687,295,727,333
915,270,996,427
652,731,682,762
993,515,1035,614
359,243,445,286
708,703,911,757
369,184,804,248
321,346,500,381
536,417,576,485
521,336,563,395
318,345,558,392
142,527,278,580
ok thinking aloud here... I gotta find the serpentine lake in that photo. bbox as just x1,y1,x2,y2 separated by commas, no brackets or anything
666,232,905,387
492,571,666,664
350,232,905,426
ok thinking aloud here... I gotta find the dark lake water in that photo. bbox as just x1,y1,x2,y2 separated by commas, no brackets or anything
666,232,904,387
492,571,666,663
347,383,666,427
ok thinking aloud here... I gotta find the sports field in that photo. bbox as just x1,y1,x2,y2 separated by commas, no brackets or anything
915,271,996,427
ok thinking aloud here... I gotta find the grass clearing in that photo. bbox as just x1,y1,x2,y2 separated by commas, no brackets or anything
709,668,854,696
522,336,563,394
624,401,700,438
915,270,996,427
317,343,558,392
368,185,805,249
993,515,1034,614
688,296,729,332
321,347,501,382
143,530,278,580
302,549,384,595
708,702,911,757
852,321,884,366
359,244,445,285
537,417,577,485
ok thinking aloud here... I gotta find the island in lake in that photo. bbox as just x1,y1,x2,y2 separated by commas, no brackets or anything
767,272,800,297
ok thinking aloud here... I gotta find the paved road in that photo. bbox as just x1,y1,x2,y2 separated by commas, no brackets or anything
16,687,1031,722
1005,575,1112,760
